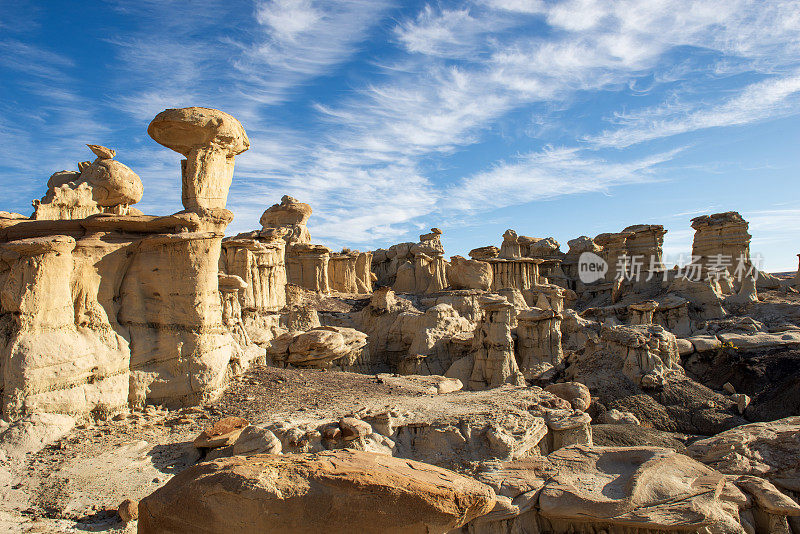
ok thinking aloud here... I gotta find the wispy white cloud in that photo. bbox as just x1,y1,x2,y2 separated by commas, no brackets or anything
232,0,394,105
587,73,800,148
445,146,680,212
394,5,515,59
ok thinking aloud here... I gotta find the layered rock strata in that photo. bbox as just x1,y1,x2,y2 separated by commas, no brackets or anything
0,107,260,419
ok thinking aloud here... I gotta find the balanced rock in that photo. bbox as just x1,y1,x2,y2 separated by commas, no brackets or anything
544,382,591,411
148,107,249,212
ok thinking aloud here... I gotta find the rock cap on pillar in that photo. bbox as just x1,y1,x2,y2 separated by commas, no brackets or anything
147,107,249,157
147,107,249,212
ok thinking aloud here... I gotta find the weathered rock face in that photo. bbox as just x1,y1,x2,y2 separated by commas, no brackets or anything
0,215,245,416
372,229,448,294
686,418,800,533
328,250,373,294
561,225,665,291
352,289,474,374
500,229,522,259
561,235,602,284
498,231,563,261
594,231,633,282
600,324,682,387
667,276,727,320
482,258,542,292
397,303,475,376
461,297,526,390
691,211,751,278
0,235,128,417
566,323,682,393
687,417,800,483
148,107,249,213
652,294,691,337
220,230,287,314
121,228,240,407
219,273,265,374
286,243,331,292
259,195,312,245
33,145,144,220
470,445,747,534
517,307,563,379
137,450,496,534
529,237,563,259
449,256,493,291
622,224,666,269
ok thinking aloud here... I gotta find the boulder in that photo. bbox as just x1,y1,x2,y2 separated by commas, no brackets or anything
603,408,640,425
193,417,249,449
339,417,372,441
260,195,313,245
449,255,492,290
137,450,496,534
118,498,138,522
268,326,369,368
231,425,282,456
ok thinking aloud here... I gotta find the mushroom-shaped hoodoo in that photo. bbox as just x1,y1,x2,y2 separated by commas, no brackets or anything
148,107,249,212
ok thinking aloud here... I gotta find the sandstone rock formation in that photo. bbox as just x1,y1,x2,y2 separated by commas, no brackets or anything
33,145,143,220
471,445,749,533
691,211,751,278
3,108,800,534
286,243,331,292
584,324,682,388
517,307,563,379
219,229,288,346
458,296,526,390
148,107,249,213
328,249,373,293
267,326,368,369
259,195,312,245
372,229,448,294
449,255,493,291
137,449,496,534
687,417,800,483
0,107,264,420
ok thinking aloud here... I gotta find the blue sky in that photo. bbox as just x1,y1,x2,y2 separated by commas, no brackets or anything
1,0,799,270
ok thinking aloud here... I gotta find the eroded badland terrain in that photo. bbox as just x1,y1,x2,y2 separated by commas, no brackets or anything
0,107,799,533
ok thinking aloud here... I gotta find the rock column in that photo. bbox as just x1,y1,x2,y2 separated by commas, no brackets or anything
517,308,563,379
468,298,526,390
